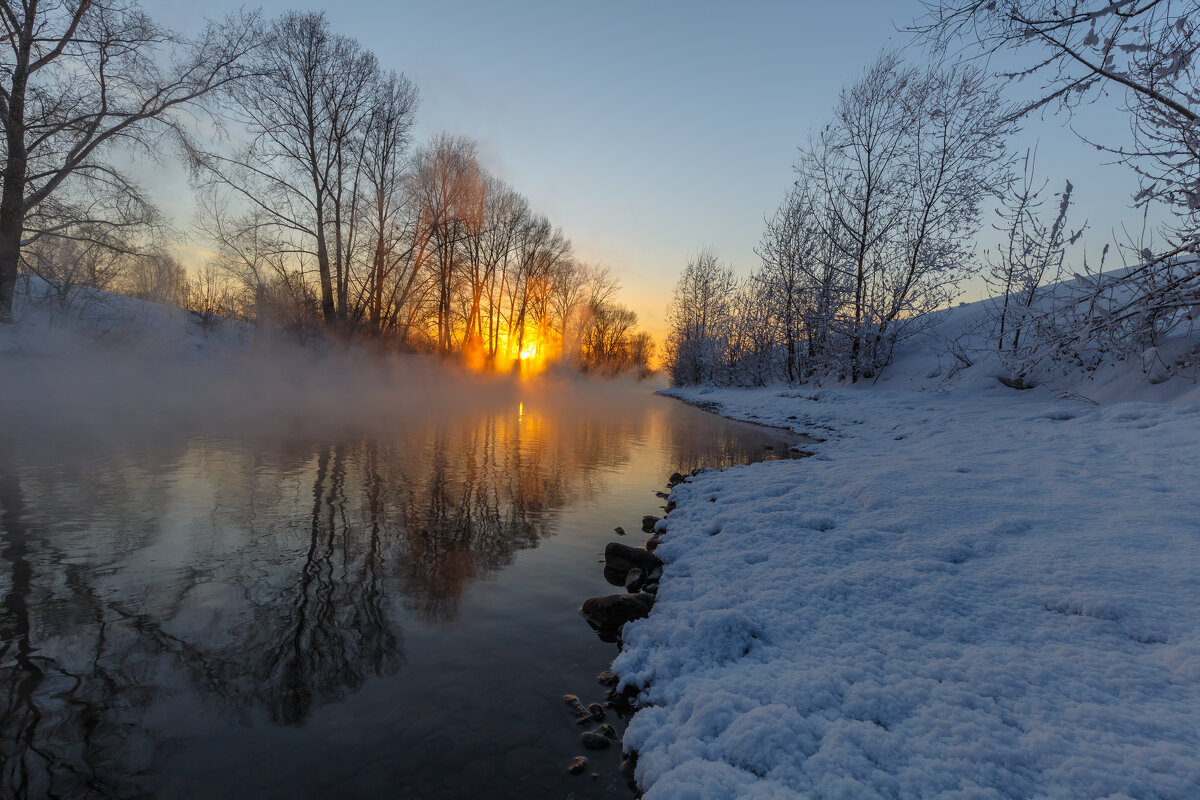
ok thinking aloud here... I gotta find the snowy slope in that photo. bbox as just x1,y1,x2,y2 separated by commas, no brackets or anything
0,274,250,360
614,302,1200,799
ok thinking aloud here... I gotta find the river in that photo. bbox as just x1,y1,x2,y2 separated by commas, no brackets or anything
0,375,793,799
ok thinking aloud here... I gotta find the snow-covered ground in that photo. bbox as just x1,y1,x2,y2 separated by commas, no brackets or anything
615,319,1200,798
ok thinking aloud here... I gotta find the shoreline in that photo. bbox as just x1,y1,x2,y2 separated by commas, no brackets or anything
604,382,1200,799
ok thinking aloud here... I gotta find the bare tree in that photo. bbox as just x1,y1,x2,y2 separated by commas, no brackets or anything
410,134,483,353
0,1,262,322
664,248,736,385
798,53,1011,379
360,71,419,335
189,11,382,331
805,52,911,379
121,249,186,306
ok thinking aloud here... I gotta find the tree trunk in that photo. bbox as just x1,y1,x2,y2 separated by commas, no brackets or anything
0,59,29,324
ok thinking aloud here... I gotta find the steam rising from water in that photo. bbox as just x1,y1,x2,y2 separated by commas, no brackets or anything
0,338,668,456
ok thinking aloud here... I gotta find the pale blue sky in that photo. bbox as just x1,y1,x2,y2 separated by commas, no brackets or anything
142,0,1147,343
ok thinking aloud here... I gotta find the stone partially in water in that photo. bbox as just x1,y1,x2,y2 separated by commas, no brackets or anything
568,756,589,774
599,724,617,739
641,515,660,533
564,694,590,719
602,565,628,588
613,526,625,536
597,670,617,686
588,703,606,721
581,731,611,750
604,542,662,575
580,593,655,633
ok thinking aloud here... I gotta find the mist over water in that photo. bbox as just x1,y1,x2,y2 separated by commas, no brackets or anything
0,348,790,798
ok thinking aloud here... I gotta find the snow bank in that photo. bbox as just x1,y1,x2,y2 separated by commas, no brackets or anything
615,311,1200,798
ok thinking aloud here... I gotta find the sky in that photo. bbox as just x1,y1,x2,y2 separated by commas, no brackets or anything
139,0,1150,349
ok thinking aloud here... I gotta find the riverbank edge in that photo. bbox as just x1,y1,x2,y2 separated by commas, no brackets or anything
599,388,831,797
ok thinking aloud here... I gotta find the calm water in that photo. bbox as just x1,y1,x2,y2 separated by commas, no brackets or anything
0,379,792,799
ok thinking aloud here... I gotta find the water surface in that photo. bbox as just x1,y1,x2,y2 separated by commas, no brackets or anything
0,376,791,799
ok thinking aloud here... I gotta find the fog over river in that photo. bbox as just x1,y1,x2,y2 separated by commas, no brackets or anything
0,352,793,798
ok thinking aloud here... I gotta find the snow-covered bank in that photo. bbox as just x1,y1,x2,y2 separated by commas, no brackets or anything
615,376,1200,798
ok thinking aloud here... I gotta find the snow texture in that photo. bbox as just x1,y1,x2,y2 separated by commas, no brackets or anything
616,317,1200,798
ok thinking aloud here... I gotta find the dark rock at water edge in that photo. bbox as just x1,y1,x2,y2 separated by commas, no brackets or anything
641,515,660,533
604,542,662,575
588,703,606,721
581,592,655,633
613,526,626,536
568,756,589,774
621,753,638,784
667,472,687,487
581,730,611,750
564,694,590,720
603,564,628,587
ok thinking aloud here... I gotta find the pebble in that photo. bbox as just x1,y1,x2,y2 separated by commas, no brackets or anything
564,694,590,719
568,756,588,775
588,703,606,720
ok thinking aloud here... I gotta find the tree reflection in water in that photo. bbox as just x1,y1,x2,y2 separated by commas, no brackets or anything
0,392,790,797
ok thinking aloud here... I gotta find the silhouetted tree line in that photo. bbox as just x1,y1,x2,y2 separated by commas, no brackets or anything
0,4,651,373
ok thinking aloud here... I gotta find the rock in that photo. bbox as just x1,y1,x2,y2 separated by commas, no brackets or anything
581,593,655,633
667,471,686,486
599,724,618,739
624,567,644,592
602,565,628,587
647,565,663,581
641,515,660,533
655,491,669,499
604,542,662,575
613,526,626,536
596,670,618,686
564,694,591,719
581,731,611,750
620,754,637,783
568,756,588,774
645,533,663,552
588,703,606,720
642,581,658,594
